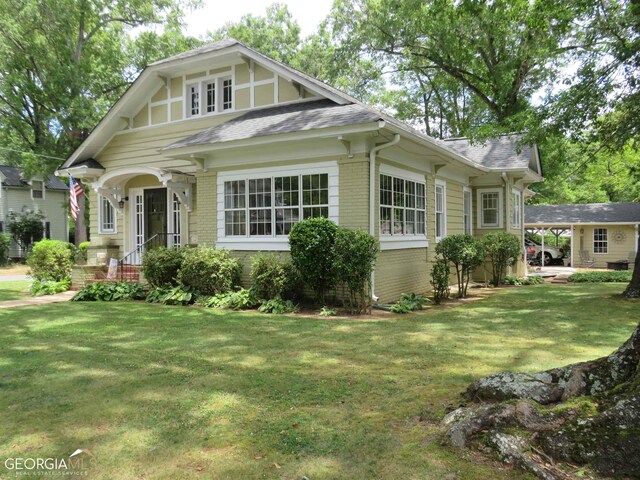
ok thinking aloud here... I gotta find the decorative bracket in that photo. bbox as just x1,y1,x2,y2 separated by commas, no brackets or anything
164,176,195,212
337,136,354,158
433,163,447,174
94,186,125,213
188,155,206,172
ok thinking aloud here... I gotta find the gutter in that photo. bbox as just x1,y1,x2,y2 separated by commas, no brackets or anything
369,132,401,302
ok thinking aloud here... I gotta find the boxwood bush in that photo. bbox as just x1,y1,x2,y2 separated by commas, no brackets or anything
27,239,76,282
142,246,184,287
177,247,241,296
250,253,296,300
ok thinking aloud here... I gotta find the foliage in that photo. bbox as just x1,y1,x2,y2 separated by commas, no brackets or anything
7,210,45,254
430,259,451,304
335,228,378,313
176,247,241,296
30,279,70,296
72,281,145,302
0,234,10,265
319,306,338,316
250,253,295,300
258,296,299,314
76,241,90,263
27,239,75,282
436,234,484,298
288,217,340,304
568,271,633,283
142,246,184,288
389,293,431,314
202,288,260,310
481,232,522,286
503,275,545,286
146,285,193,305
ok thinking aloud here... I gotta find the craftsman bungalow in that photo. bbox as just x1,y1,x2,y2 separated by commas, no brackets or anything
57,39,542,301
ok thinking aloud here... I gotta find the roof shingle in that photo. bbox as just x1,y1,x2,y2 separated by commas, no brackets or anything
525,202,640,224
0,165,68,190
443,135,538,172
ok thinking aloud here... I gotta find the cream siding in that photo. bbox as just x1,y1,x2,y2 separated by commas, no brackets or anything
170,77,183,98
235,63,250,85
150,104,168,125
254,63,274,81
278,79,300,103
254,83,274,107
579,225,637,268
235,88,250,110
151,85,168,103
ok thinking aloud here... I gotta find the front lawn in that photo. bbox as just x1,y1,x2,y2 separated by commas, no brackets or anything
0,284,636,479
0,280,31,301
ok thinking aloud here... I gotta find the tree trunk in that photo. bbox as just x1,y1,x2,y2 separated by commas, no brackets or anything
74,183,87,246
623,235,640,298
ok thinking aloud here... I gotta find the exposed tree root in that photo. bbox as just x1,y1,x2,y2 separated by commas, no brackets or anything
442,323,640,478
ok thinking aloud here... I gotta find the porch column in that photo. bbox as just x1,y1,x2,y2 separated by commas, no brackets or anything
570,224,574,268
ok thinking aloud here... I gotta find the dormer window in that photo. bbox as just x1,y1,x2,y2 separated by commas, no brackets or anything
31,180,44,199
186,75,233,118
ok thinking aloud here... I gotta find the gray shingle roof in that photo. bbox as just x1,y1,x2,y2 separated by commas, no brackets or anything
525,203,640,225
443,135,539,172
163,99,382,150
0,165,68,190
149,39,239,66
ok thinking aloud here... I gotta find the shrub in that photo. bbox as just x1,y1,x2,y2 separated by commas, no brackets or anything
389,293,431,313
0,234,10,265
289,217,340,304
504,275,545,286
431,259,451,304
142,247,184,287
31,279,70,296
27,239,76,282
251,253,292,300
335,229,378,314
436,234,484,298
76,241,90,263
146,285,193,305
568,271,633,283
177,247,241,296
258,296,298,314
202,288,260,310
7,210,45,254
481,232,522,286
72,281,145,301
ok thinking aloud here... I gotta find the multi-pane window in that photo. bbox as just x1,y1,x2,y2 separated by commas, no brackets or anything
224,173,328,237
222,78,233,110
511,190,522,228
188,84,200,116
479,190,501,227
435,181,446,241
31,180,44,199
379,174,426,236
594,228,608,254
463,189,472,234
99,195,116,233
205,81,216,113
187,77,233,117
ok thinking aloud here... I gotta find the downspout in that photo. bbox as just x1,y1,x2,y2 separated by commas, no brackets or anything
369,133,401,301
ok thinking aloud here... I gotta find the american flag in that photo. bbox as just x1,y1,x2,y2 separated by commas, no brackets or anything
69,176,84,221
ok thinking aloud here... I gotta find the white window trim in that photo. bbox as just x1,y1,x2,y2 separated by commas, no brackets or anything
463,186,472,235
593,227,608,254
31,180,45,200
477,188,503,229
379,164,428,251
98,194,117,234
185,72,236,119
435,179,447,242
216,161,339,251
511,188,522,229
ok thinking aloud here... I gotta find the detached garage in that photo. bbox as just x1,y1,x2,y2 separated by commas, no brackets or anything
525,202,640,269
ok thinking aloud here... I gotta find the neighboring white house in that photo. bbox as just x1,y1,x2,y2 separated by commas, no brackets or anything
0,165,69,257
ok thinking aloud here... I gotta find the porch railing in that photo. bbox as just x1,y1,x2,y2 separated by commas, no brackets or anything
118,233,179,281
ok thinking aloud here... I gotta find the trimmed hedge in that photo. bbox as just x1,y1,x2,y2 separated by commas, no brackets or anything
27,239,76,282
177,247,241,296
142,247,184,287
567,271,633,283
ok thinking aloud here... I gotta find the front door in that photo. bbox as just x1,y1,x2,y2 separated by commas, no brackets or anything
144,188,167,241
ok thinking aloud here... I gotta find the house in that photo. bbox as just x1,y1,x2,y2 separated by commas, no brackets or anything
56,39,542,301
0,165,69,257
525,203,640,269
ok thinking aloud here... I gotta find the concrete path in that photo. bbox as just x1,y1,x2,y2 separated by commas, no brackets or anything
0,291,75,309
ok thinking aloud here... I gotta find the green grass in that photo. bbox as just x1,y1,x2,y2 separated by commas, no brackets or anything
0,280,31,301
0,284,637,479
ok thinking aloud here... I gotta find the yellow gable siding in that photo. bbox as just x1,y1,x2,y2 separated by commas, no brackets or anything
582,225,637,268
254,83,274,107
278,79,299,103
151,85,167,103
170,77,183,98
254,63,274,81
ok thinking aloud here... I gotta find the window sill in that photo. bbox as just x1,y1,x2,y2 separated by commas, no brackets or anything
216,238,290,251
379,237,428,251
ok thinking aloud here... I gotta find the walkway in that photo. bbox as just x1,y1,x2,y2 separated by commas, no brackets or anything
0,291,75,309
